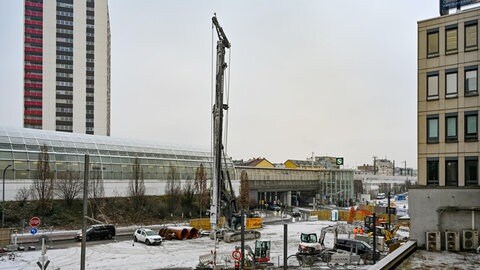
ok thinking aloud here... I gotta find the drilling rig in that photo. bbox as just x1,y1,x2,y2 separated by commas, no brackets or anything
209,14,261,243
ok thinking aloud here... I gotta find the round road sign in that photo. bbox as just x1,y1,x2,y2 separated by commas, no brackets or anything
30,227,38,235
29,216,41,227
231,250,241,260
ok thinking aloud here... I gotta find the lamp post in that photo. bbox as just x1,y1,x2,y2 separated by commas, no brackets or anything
2,164,12,228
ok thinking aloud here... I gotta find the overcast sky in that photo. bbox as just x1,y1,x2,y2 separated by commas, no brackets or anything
0,1,449,169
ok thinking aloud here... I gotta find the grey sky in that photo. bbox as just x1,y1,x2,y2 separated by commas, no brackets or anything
0,1,445,168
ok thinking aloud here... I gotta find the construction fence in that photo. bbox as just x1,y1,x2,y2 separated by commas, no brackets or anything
189,217,262,230
310,205,397,224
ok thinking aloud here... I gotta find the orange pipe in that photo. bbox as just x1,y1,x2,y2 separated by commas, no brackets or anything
158,227,188,240
180,226,199,239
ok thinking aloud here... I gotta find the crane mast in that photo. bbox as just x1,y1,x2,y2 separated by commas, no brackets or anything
210,15,232,230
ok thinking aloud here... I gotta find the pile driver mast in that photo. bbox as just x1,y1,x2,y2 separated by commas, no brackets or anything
210,15,238,230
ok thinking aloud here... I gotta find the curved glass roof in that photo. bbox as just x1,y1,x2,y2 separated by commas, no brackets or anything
0,126,212,160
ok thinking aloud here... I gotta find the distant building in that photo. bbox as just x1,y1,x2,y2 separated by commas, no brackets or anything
412,5,480,247
24,0,111,135
233,158,274,168
285,156,339,170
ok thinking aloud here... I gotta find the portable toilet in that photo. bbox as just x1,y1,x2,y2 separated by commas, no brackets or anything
331,210,338,221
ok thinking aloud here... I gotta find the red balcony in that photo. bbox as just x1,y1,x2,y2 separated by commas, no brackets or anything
25,83,42,89
25,28,42,35
25,73,42,80
24,119,42,125
25,10,42,17
25,1,43,8
25,101,42,107
25,91,43,98
25,65,42,71
25,37,42,44
25,19,42,26
25,55,42,62
25,109,42,116
25,46,42,53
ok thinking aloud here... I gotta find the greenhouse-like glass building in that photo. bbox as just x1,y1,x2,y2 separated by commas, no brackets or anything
0,127,234,200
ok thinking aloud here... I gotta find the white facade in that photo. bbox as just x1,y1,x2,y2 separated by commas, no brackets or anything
24,0,111,136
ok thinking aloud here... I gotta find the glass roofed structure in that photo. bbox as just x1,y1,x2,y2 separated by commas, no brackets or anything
0,127,234,200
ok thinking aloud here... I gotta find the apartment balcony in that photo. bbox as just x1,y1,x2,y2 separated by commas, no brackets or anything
24,118,42,125
25,46,42,53
25,28,42,35
25,73,42,80
25,37,42,44
25,1,43,8
24,65,42,71
25,19,42,26
25,83,42,89
25,10,42,17
24,101,42,107
24,91,42,98
25,109,42,116
25,55,42,62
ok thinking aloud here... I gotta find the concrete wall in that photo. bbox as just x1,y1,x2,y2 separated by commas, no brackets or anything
410,186,480,247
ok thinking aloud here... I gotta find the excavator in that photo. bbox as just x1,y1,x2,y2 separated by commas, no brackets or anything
208,14,261,244
295,225,338,265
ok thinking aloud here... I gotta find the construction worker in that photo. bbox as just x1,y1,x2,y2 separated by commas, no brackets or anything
353,227,359,236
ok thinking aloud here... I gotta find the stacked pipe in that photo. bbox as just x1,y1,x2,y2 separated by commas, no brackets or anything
180,226,199,239
158,227,188,240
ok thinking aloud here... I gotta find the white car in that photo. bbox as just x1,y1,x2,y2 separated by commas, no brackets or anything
133,228,163,245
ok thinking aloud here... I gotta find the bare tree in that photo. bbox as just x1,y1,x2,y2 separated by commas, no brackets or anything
194,164,208,217
55,171,83,206
15,186,30,207
239,170,249,210
89,168,105,219
165,165,181,214
32,144,54,215
182,176,195,217
128,157,145,210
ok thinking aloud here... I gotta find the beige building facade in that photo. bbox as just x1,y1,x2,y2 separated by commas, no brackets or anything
418,8,480,187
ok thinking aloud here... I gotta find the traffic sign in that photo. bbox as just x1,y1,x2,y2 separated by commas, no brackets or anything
30,227,38,235
231,250,241,260
336,157,344,166
30,216,41,227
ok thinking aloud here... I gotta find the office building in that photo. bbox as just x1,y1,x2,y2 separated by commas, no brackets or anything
412,5,480,247
24,0,111,135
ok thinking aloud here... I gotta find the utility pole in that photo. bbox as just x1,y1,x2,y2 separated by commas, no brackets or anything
373,156,377,175
404,161,407,176
80,154,89,270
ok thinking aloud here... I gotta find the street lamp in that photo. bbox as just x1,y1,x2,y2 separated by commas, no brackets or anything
2,164,12,228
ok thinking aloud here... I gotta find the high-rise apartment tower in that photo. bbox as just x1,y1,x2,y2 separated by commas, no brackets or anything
24,0,111,135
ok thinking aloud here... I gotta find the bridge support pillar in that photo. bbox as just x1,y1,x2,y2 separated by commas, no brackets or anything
286,191,292,207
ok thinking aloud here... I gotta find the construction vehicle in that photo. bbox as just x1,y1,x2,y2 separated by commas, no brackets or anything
234,239,274,268
364,215,386,233
295,225,338,266
208,14,261,243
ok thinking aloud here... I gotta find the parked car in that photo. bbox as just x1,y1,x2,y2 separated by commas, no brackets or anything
335,238,380,261
267,204,281,211
133,228,163,245
75,224,116,241
292,208,302,218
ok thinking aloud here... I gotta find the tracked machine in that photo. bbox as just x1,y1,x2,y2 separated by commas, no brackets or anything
209,14,261,244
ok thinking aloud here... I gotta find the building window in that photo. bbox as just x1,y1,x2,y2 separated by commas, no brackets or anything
445,70,457,98
445,158,458,186
465,111,478,141
427,72,439,99
465,22,478,51
465,157,478,186
427,29,439,57
427,115,439,143
427,158,439,185
445,114,457,142
445,25,457,54
465,67,478,96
